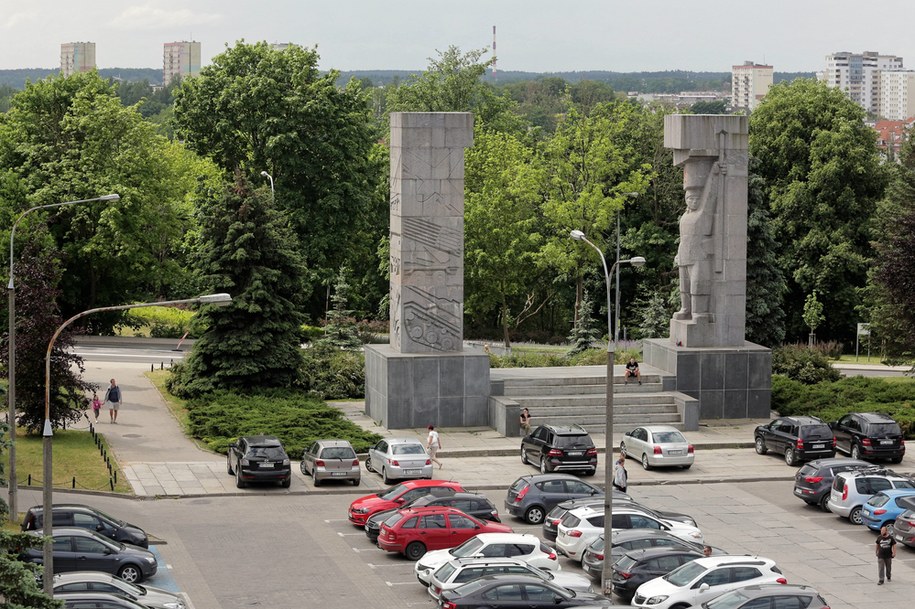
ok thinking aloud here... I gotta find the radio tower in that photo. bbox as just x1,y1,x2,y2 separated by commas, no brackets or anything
492,25,497,81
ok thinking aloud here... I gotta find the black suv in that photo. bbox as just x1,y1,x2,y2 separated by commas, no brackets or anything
793,457,870,510
226,435,292,488
521,424,597,475
754,416,835,466
830,412,906,463
611,547,703,601
21,504,149,548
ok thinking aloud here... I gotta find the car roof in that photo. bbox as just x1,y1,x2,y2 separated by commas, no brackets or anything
27,503,99,513
401,480,463,489
544,424,589,435
473,532,540,543
780,416,825,425
611,528,686,541
856,412,896,422
519,473,592,483
639,425,683,433
693,555,773,567
46,527,108,537
731,583,816,595
622,546,702,560
872,488,915,498
315,439,354,448
450,557,529,567
804,458,870,468
54,571,120,583
397,506,468,516
567,505,604,517
839,468,908,481
386,438,424,444
241,435,283,446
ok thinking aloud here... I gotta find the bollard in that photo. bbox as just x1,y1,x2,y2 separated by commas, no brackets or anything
72,476,76,489
28,474,31,485
114,471,118,484
151,363,154,372
160,361,164,370
110,478,114,491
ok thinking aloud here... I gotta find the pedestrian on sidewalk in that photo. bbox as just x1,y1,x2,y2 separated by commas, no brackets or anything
427,425,443,469
613,455,628,493
103,378,122,424
520,408,532,434
625,357,641,385
876,525,897,584
90,392,102,424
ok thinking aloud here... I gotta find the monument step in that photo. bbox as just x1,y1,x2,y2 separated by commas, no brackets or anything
513,393,677,408
519,404,680,417
499,382,663,396
497,375,662,388
530,413,685,430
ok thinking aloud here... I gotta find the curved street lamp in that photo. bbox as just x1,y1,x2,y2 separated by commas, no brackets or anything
570,229,645,596
40,292,232,593
7,193,121,523
260,171,275,196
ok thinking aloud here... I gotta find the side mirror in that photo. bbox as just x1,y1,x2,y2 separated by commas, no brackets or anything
395,498,405,504
96,524,104,532
699,583,710,592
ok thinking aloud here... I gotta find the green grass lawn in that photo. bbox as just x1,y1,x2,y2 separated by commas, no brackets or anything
832,353,896,365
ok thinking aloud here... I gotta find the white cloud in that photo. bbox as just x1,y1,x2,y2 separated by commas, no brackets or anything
108,4,222,30
2,12,39,29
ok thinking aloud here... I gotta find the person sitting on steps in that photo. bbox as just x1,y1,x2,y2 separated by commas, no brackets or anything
625,357,641,385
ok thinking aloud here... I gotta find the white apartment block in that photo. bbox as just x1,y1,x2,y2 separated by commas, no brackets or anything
60,42,96,77
821,51,904,114
163,41,201,85
731,61,773,111
879,70,915,121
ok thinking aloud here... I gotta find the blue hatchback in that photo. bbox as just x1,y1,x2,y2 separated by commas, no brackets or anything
861,489,915,531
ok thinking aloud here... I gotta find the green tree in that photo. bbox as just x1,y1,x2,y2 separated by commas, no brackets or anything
690,100,728,114
750,79,889,342
745,164,787,346
319,266,362,349
568,291,601,355
631,286,674,340
0,497,62,609
168,176,307,397
803,292,825,347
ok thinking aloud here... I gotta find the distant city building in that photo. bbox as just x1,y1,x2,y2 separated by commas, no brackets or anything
731,61,773,111
878,70,915,121
631,91,728,109
873,118,914,161
60,42,96,77
820,51,903,115
163,41,201,85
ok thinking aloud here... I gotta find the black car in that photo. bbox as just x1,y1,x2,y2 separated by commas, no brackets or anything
57,592,150,609
365,492,501,544
438,575,615,609
754,416,835,466
793,457,870,510
226,435,292,488
521,425,598,475
20,527,158,583
543,496,695,542
610,547,703,601
505,474,603,525
21,504,149,548
831,412,906,463
581,529,720,580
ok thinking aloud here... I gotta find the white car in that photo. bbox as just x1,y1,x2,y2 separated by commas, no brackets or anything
365,438,433,484
427,557,592,600
826,469,915,525
414,533,559,585
621,426,695,470
631,555,786,609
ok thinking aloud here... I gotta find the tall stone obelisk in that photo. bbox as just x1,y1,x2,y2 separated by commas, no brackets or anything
365,113,491,429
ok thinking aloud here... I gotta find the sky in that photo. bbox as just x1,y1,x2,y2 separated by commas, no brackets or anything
3,0,915,73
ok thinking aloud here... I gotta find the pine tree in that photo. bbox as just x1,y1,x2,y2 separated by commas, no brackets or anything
567,291,601,356
318,266,362,350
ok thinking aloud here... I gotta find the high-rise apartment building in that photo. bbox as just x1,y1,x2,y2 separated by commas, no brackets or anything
879,70,915,121
731,61,773,111
60,42,96,77
163,41,201,85
821,51,903,114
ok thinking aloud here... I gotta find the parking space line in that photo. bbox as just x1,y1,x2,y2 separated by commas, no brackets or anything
324,518,351,523
336,531,366,537
385,581,416,586
353,547,385,553
367,562,411,568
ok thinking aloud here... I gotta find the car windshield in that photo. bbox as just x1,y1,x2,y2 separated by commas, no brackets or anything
663,560,707,586
869,494,891,507
452,579,489,596
797,464,817,477
616,556,638,571
379,484,408,500
803,425,832,438
91,508,126,527
555,435,591,448
588,536,604,552
435,562,457,582
451,537,484,557
383,512,404,527
322,447,356,459
248,446,286,459
509,478,529,493
704,590,751,609
393,444,425,455
869,423,901,436
653,431,686,443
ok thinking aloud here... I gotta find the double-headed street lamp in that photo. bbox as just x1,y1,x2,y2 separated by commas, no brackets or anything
570,229,645,596
7,193,121,523
41,293,232,593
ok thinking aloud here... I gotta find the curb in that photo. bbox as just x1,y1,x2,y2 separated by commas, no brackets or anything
438,441,756,459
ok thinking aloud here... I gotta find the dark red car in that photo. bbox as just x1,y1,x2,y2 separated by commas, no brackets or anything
378,506,513,560
348,479,465,526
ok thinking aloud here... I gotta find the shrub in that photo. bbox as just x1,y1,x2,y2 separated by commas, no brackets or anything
809,340,844,359
120,306,198,339
297,345,366,399
772,344,841,384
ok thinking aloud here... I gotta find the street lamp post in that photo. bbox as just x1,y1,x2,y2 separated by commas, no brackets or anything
41,292,232,593
570,229,644,596
260,171,275,196
7,194,120,523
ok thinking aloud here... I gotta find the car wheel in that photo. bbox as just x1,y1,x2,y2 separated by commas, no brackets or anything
524,505,546,524
784,447,797,466
235,467,247,489
620,441,627,457
755,436,768,455
669,604,691,609
405,541,427,560
300,461,310,476
851,444,861,460
382,467,391,485
681,464,692,470
818,494,831,511
313,475,321,487
118,564,142,583
521,447,529,465
352,478,360,486
282,477,291,489
365,456,373,473
850,506,864,525
540,457,548,475
641,453,651,470
583,469,597,476
226,455,234,475
891,456,903,464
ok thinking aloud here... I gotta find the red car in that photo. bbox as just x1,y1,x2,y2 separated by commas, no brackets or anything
348,480,465,526
378,506,513,559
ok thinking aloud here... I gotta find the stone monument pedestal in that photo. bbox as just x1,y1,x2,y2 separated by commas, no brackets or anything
365,345,490,429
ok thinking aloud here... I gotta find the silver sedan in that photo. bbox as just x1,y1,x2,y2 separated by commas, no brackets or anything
365,438,433,483
620,425,694,470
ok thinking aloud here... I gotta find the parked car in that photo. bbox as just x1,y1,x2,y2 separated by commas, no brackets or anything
543,496,694,542
437,575,612,609
891,502,915,548
415,533,559,586
581,531,724,581
610,547,703,602
365,438,433,483
521,425,598,476
378,506,512,559
793,458,870,511
366,492,500,544
754,416,835,466
631,556,786,609
56,592,151,609
53,571,186,609
348,480,464,526
827,468,915,525
21,504,149,548
831,412,906,463
20,528,157,583
225,435,291,488
300,439,360,486
701,584,829,609
620,426,695,470
505,474,603,525
861,489,915,532
428,557,593,601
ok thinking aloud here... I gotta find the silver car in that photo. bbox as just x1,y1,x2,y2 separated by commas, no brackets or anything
300,439,361,486
365,438,432,483
428,557,593,600
621,425,694,470
54,571,186,609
